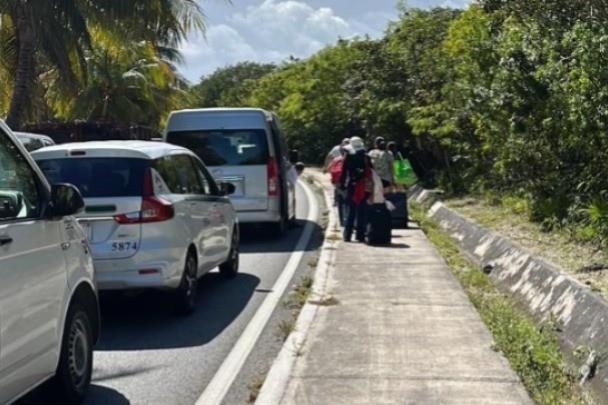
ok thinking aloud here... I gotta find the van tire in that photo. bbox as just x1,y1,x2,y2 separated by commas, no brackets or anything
220,226,239,279
51,303,94,404
269,216,287,237
175,253,198,315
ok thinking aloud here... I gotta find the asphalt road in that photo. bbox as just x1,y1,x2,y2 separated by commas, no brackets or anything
20,182,323,405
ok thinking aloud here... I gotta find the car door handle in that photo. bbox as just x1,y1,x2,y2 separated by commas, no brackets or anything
61,242,71,250
0,236,13,246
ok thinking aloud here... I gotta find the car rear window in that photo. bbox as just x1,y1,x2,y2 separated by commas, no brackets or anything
36,158,148,198
166,129,269,166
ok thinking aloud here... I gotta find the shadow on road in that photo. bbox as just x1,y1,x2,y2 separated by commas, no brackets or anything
95,272,260,351
85,385,130,405
16,384,129,405
239,219,322,253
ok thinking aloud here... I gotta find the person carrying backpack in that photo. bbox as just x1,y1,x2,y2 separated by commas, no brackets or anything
339,137,372,242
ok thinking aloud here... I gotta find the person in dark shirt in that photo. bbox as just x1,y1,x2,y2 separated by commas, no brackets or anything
339,137,372,242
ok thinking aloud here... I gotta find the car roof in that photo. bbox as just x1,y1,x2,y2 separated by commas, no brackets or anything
171,107,269,114
169,107,273,120
14,132,54,142
31,140,194,160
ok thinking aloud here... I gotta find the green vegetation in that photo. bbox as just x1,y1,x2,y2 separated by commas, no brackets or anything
3,1,607,244
411,204,584,404
0,0,205,129
186,1,608,246
283,275,314,311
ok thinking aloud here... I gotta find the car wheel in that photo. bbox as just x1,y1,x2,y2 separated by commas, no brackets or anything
51,303,93,404
175,253,198,315
220,226,240,279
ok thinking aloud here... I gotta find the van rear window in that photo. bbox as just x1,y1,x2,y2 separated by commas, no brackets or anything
167,130,269,166
36,158,147,198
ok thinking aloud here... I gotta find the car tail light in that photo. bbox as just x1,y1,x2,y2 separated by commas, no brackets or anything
140,196,174,222
267,157,279,196
114,168,174,224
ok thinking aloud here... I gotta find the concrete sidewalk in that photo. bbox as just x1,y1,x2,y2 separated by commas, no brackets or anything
276,175,532,404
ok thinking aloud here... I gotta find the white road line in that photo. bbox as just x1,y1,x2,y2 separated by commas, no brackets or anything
195,180,319,405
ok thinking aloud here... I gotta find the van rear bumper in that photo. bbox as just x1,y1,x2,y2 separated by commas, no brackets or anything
235,196,281,223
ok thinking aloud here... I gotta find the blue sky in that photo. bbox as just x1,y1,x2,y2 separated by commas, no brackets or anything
179,0,473,82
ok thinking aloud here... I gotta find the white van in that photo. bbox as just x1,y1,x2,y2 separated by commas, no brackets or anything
164,108,296,235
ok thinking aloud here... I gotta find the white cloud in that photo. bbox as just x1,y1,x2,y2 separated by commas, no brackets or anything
179,0,360,82
178,0,473,82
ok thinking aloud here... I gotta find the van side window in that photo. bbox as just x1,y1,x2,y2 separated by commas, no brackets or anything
0,132,41,221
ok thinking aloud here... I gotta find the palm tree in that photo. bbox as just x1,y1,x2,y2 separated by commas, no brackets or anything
48,38,188,128
0,0,203,129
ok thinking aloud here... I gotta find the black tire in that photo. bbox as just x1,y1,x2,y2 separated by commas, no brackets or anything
175,253,198,315
51,303,94,404
219,226,240,279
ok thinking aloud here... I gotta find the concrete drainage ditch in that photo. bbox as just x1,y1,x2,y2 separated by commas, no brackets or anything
411,187,608,403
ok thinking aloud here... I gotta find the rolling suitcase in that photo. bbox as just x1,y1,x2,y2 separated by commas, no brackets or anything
386,192,409,229
366,203,392,246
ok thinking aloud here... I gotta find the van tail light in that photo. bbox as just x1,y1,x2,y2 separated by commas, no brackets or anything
114,168,175,224
267,157,279,196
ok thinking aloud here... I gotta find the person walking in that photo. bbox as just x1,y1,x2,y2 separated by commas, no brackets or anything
328,145,348,226
339,137,372,242
369,138,394,189
324,138,350,171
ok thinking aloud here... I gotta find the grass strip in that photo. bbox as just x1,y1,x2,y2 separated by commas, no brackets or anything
411,204,584,405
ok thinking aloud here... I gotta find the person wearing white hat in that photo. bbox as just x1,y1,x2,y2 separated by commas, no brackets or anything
339,136,372,242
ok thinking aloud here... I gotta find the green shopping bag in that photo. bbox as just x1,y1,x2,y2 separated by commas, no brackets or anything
393,153,417,186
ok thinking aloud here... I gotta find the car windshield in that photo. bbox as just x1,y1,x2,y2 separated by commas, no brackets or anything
36,157,148,198
167,129,269,166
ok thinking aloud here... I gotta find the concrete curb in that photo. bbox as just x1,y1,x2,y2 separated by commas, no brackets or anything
255,172,339,405
425,201,608,402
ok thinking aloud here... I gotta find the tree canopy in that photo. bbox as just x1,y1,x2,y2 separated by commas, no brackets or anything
184,2,608,246
0,0,204,129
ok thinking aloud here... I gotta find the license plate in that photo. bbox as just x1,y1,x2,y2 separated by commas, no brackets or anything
111,241,138,252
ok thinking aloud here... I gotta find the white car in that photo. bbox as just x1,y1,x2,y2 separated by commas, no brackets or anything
165,108,297,235
0,121,98,404
14,131,55,152
32,141,240,314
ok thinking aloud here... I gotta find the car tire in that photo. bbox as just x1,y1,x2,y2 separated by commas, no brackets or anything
219,226,240,279
51,303,94,404
175,253,198,315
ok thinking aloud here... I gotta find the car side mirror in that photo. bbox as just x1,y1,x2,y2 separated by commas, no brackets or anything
47,183,84,218
219,182,236,196
0,192,23,220
289,149,299,163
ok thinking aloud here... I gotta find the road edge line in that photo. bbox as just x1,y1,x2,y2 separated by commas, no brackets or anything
255,171,339,405
195,180,320,405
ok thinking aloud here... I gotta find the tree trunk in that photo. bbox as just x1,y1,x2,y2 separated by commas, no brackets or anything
6,6,36,130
